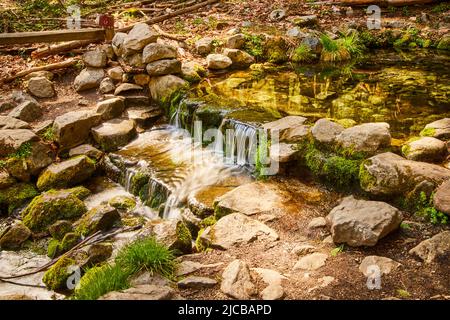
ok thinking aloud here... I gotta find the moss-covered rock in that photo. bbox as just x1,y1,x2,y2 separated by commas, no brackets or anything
36,156,96,191
147,219,192,255
42,256,77,290
75,204,120,237
0,182,39,215
66,186,91,200
47,232,80,258
22,189,87,232
264,36,288,64
0,222,31,250
108,195,136,211
437,35,450,50
48,220,73,240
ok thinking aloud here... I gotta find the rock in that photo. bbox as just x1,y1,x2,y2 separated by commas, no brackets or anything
221,260,256,299
336,122,391,156
293,252,328,270
206,54,232,70
8,101,42,122
270,143,299,163
122,95,151,108
111,32,127,56
0,170,15,189
91,118,137,152
177,276,217,289
308,217,327,229
36,155,96,191
286,27,308,39
281,124,310,143
22,189,87,232
148,75,188,102
433,180,450,215
143,219,192,254
0,183,38,215
24,71,53,81
175,261,223,276
252,268,286,300
68,144,103,161
146,59,181,76
108,195,136,210
48,220,73,240
327,196,403,247
53,110,101,150
133,74,150,86
195,37,214,55
269,9,286,21
127,106,162,129
263,116,307,139
0,129,38,156
75,204,120,236
292,15,318,27
0,223,31,250
99,78,115,94
96,97,125,120
82,50,107,68
142,43,177,63
86,242,113,266
124,53,145,68
292,243,317,256
11,90,38,105
32,120,53,135
107,67,124,81
409,231,450,263
122,23,158,54
359,256,401,276
203,213,279,250
311,119,344,144
100,284,177,300
0,116,30,129
27,77,55,98
226,33,245,49
114,83,143,96
180,61,206,83
222,48,255,68
421,118,450,140
402,137,447,162
73,68,105,92
214,182,289,217
360,152,450,196
0,99,16,112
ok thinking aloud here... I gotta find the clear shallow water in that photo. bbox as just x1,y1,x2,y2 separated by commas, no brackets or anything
192,49,450,139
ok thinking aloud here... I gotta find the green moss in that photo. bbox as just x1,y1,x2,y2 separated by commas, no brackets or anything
243,33,265,59
437,36,450,50
322,156,362,188
414,191,448,225
42,256,77,290
42,126,55,142
0,182,39,215
66,186,91,200
420,127,436,137
74,205,120,237
359,161,377,190
130,171,150,196
8,142,32,159
47,239,60,258
108,195,136,211
199,215,216,229
174,221,192,254
21,190,86,232
195,228,209,252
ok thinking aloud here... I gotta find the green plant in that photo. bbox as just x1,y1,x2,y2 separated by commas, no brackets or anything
192,17,204,26
431,2,450,13
42,126,55,142
115,238,177,279
320,34,350,62
400,222,412,231
9,142,32,159
243,34,265,59
331,244,345,256
340,33,365,59
402,6,410,16
415,192,448,224
396,288,411,298
291,44,315,63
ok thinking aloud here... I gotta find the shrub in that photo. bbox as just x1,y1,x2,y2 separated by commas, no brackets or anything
291,44,315,63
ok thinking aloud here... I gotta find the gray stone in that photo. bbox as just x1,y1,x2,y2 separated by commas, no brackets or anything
270,143,299,163
73,68,105,92
220,260,256,299
122,23,158,54
409,231,450,264
421,118,450,140
27,77,55,98
111,32,127,56
32,120,53,135
336,122,391,155
114,83,143,96
359,256,401,276
286,27,308,39
24,71,53,81
292,15,318,27
293,253,327,270
327,196,403,247
175,261,223,276
402,137,447,162
308,217,327,229
263,116,308,139
433,180,450,215
124,53,145,68
68,144,103,161
148,75,188,102
99,78,115,94
206,54,232,69
91,118,137,152
82,50,107,68
177,276,217,289
252,267,286,300
0,129,38,157
292,244,317,256
96,97,125,120
195,37,214,55
0,116,30,129
107,67,124,81
311,119,344,144
146,59,181,76
100,285,177,300
269,9,286,21
8,101,42,122
0,223,31,250
226,33,245,49
140,219,192,254
142,43,177,63
180,61,205,83
222,48,255,68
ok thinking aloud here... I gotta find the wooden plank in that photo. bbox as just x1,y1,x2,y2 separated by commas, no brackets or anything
0,28,105,45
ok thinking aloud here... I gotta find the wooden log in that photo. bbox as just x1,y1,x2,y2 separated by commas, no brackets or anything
1,58,79,83
0,28,105,45
153,24,187,41
31,39,99,59
118,0,220,33
307,0,438,5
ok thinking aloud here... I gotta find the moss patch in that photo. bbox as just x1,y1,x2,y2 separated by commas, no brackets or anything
42,256,77,290
0,182,39,215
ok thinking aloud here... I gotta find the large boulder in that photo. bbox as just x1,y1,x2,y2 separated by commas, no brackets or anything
326,196,403,247
91,119,137,152
73,68,105,92
22,189,87,232
311,118,344,145
142,43,177,63
335,122,391,156
360,152,450,196
96,97,125,120
8,101,42,122
220,260,256,299
36,155,96,191
82,50,107,68
421,118,450,140
433,180,450,215
111,32,127,57
53,110,101,150
0,116,30,129
206,54,232,70
148,75,188,102
75,204,120,236
201,213,279,250
146,59,181,76
409,231,450,263
27,77,55,98
0,222,31,250
222,49,255,68
122,23,158,54
0,129,38,156
402,137,447,163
